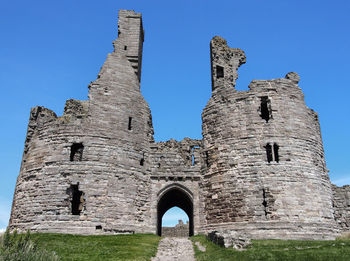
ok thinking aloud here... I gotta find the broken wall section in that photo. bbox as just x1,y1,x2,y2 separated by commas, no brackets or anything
149,138,202,179
332,184,350,231
210,36,246,92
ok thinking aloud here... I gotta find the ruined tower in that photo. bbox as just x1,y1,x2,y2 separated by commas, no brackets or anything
9,10,349,240
201,36,337,238
10,10,154,234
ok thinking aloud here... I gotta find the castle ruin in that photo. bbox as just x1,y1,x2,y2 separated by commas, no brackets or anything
9,10,350,240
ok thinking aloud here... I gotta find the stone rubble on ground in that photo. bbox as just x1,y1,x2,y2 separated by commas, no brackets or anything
194,241,206,252
208,230,251,250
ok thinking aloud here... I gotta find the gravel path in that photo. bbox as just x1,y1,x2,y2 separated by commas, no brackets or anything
151,237,196,261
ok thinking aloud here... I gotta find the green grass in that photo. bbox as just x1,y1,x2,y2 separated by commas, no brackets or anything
7,232,350,261
30,233,160,261
191,235,350,261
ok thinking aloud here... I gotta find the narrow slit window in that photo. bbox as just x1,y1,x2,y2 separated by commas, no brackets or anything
191,147,195,166
70,143,84,161
216,65,224,79
262,188,268,218
205,151,210,167
260,96,271,122
140,153,145,166
128,117,132,130
124,45,127,50
273,143,279,163
265,143,273,163
70,184,83,215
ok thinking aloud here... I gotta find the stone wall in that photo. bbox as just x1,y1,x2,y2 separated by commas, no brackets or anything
9,9,346,240
162,220,189,237
332,185,350,231
147,138,204,236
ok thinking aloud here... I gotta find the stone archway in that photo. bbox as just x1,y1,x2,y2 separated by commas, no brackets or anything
157,183,194,236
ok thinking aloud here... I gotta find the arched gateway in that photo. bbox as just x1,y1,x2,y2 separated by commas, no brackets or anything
157,184,194,236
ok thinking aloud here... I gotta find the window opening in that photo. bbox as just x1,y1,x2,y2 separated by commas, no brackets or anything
265,143,280,163
260,96,271,122
205,151,210,167
70,184,83,215
96,225,102,230
124,45,127,50
140,153,145,166
265,143,273,163
191,147,195,166
273,143,279,163
262,188,268,218
70,143,84,161
216,65,224,79
128,117,132,130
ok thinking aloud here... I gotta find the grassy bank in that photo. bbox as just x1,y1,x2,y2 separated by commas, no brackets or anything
3,232,350,260
191,235,350,261
30,233,160,261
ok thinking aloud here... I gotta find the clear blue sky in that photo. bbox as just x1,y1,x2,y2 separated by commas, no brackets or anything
0,0,349,229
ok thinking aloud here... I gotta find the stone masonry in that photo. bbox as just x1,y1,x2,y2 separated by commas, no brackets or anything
9,9,349,240
162,220,189,237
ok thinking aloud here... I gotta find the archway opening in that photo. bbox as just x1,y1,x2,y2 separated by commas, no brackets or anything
163,207,189,226
157,185,193,236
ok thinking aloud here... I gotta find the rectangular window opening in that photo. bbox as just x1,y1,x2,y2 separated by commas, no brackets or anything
70,184,84,215
260,96,271,122
191,147,196,166
124,46,127,50
216,65,224,79
140,153,145,166
128,117,132,130
96,225,102,230
265,143,273,163
70,143,84,161
273,143,279,163
205,151,210,167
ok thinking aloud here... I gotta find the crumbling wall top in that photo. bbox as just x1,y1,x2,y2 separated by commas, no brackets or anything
285,72,300,84
210,36,246,92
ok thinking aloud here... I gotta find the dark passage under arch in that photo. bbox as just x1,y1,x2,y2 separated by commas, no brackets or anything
157,185,194,236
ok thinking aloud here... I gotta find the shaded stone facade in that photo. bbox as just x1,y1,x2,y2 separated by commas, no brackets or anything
9,10,348,240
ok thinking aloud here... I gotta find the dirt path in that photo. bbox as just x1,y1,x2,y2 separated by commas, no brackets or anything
151,237,196,261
